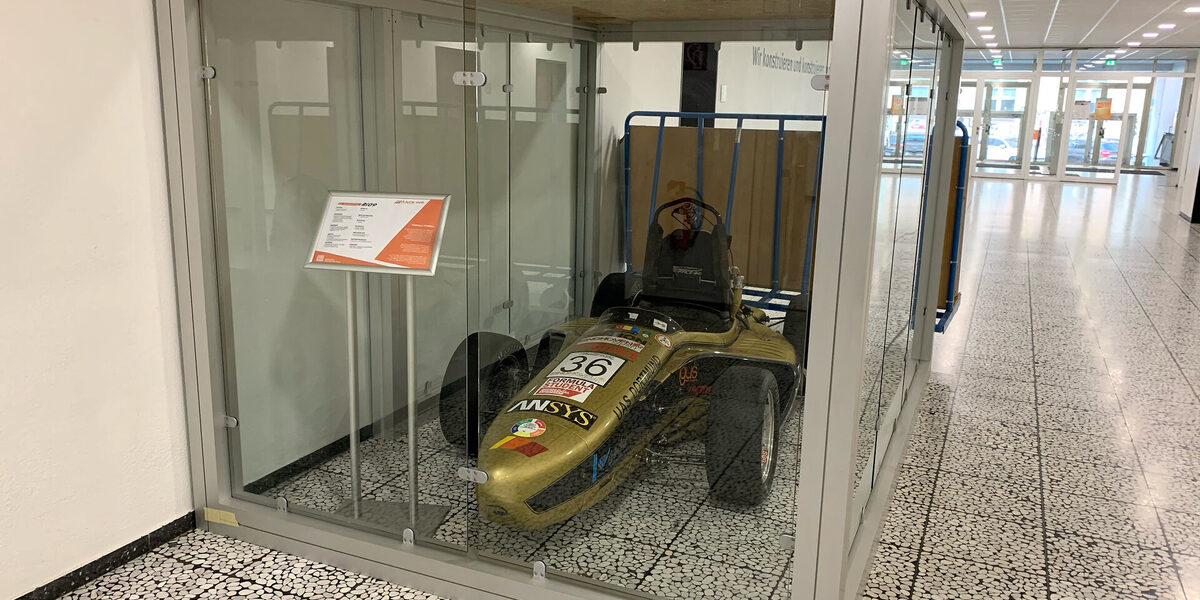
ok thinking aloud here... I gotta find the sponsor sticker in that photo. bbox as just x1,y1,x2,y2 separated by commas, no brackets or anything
579,335,644,353
533,377,597,402
652,319,669,332
687,384,713,395
627,311,639,320
577,342,639,361
507,398,598,430
655,334,672,349
678,364,699,385
490,435,548,457
511,418,546,438
549,352,626,385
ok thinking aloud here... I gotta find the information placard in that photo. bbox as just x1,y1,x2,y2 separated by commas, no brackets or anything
305,192,451,276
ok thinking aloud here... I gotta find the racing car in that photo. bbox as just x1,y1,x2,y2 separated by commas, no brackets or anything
439,196,810,530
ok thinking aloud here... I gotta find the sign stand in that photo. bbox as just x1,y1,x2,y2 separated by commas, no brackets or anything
306,191,452,537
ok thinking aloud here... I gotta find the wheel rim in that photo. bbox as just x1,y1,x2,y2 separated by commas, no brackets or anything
760,390,776,483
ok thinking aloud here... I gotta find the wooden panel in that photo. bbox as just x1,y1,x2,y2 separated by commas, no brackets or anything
938,134,967,310
627,125,821,290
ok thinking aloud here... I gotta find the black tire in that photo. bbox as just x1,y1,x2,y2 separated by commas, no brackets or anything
705,366,780,505
590,272,642,317
783,292,811,365
439,333,529,455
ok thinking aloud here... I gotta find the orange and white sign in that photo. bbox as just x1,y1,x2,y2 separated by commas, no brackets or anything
1094,98,1113,120
306,192,450,276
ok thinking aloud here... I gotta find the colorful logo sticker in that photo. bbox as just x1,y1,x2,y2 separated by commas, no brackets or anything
655,334,672,349
579,335,644,353
511,418,546,438
652,319,669,332
490,435,548,457
533,377,597,402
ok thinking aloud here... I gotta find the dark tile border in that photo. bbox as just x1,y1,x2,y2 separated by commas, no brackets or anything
16,512,195,600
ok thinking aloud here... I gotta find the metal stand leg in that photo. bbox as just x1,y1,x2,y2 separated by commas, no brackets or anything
346,272,362,519
405,275,418,528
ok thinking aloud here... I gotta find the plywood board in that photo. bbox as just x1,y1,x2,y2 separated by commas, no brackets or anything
938,134,968,310
627,125,821,290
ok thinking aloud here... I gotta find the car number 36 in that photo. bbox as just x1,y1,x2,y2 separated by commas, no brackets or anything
550,352,626,386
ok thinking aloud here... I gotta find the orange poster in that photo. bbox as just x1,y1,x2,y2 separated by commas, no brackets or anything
307,192,450,276
889,95,904,116
1094,98,1113,120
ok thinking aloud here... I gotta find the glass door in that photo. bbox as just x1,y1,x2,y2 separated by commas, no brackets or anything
1029,76,1068,176
1064,79,1130,181
974,80,1030,177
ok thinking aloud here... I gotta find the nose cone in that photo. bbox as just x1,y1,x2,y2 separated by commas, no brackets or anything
476,414,592,529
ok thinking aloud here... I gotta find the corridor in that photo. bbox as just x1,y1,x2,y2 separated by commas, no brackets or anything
859,174,1200,599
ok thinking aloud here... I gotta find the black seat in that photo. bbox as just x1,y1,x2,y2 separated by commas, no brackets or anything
640,198,734,331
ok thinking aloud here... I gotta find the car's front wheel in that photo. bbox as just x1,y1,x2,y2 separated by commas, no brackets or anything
704,365,780,504
439,333,529,456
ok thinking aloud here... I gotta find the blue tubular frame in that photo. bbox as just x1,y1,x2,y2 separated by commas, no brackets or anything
621,111,826,304
934,120,970,333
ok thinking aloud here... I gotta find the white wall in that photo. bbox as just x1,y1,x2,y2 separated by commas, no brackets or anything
715,41,830,126
0,2,192,597
595,42,684,273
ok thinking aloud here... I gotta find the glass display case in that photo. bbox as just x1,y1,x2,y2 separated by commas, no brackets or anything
154,0,965,597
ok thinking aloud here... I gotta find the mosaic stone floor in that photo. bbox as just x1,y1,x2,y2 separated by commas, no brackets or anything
858,174,1200,599
249,409,802,600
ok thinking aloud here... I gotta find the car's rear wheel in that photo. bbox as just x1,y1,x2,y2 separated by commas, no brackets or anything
439,333,529,456
705,365,780,504
590,272,642,317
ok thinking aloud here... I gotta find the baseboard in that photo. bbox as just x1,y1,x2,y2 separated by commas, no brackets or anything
17,512,196,600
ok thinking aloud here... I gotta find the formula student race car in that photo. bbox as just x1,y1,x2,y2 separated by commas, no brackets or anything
439,196,810,530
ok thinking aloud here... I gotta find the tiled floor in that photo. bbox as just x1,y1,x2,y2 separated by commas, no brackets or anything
63,529,439,599
251,410,802,600
859,174,1200,599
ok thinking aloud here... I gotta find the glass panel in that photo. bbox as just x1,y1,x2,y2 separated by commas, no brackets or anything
203,0,368,515
454,3,831,597
1139,77,1188,168
1065,79,1127,180
854,0,916,516
1030,76,1068,176
976,79,1030,176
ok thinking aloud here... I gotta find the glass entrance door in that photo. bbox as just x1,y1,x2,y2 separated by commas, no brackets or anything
1064,79,1130,180
975,80,1030,177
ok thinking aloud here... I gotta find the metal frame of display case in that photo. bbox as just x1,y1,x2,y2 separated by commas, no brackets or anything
152,0,967,599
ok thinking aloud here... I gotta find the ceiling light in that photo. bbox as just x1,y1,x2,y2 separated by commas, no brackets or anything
1115,49,1128,53
1106,53,1117,58
1186,6,1200,13
986,42,999,47
1128,41,1142,46
1092,60,1105,64
1143,32,1160,38
990,49,1002,54
981,34,996,39
1160,23,1177,29
968,10,987,18
978,26,994,31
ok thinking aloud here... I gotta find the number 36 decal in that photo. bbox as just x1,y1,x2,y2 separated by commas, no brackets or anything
550,352,626,386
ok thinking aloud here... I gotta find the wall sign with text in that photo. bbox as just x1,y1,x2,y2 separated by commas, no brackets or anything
305,192,451,276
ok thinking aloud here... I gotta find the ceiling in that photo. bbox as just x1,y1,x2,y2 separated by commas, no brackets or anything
954,0,1200,62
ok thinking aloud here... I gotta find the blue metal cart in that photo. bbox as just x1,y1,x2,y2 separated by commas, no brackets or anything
621,111,826,311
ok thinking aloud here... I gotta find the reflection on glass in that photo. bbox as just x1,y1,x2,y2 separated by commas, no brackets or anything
1030,76,1067,176
976,80,1030,176
204,0,365,512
